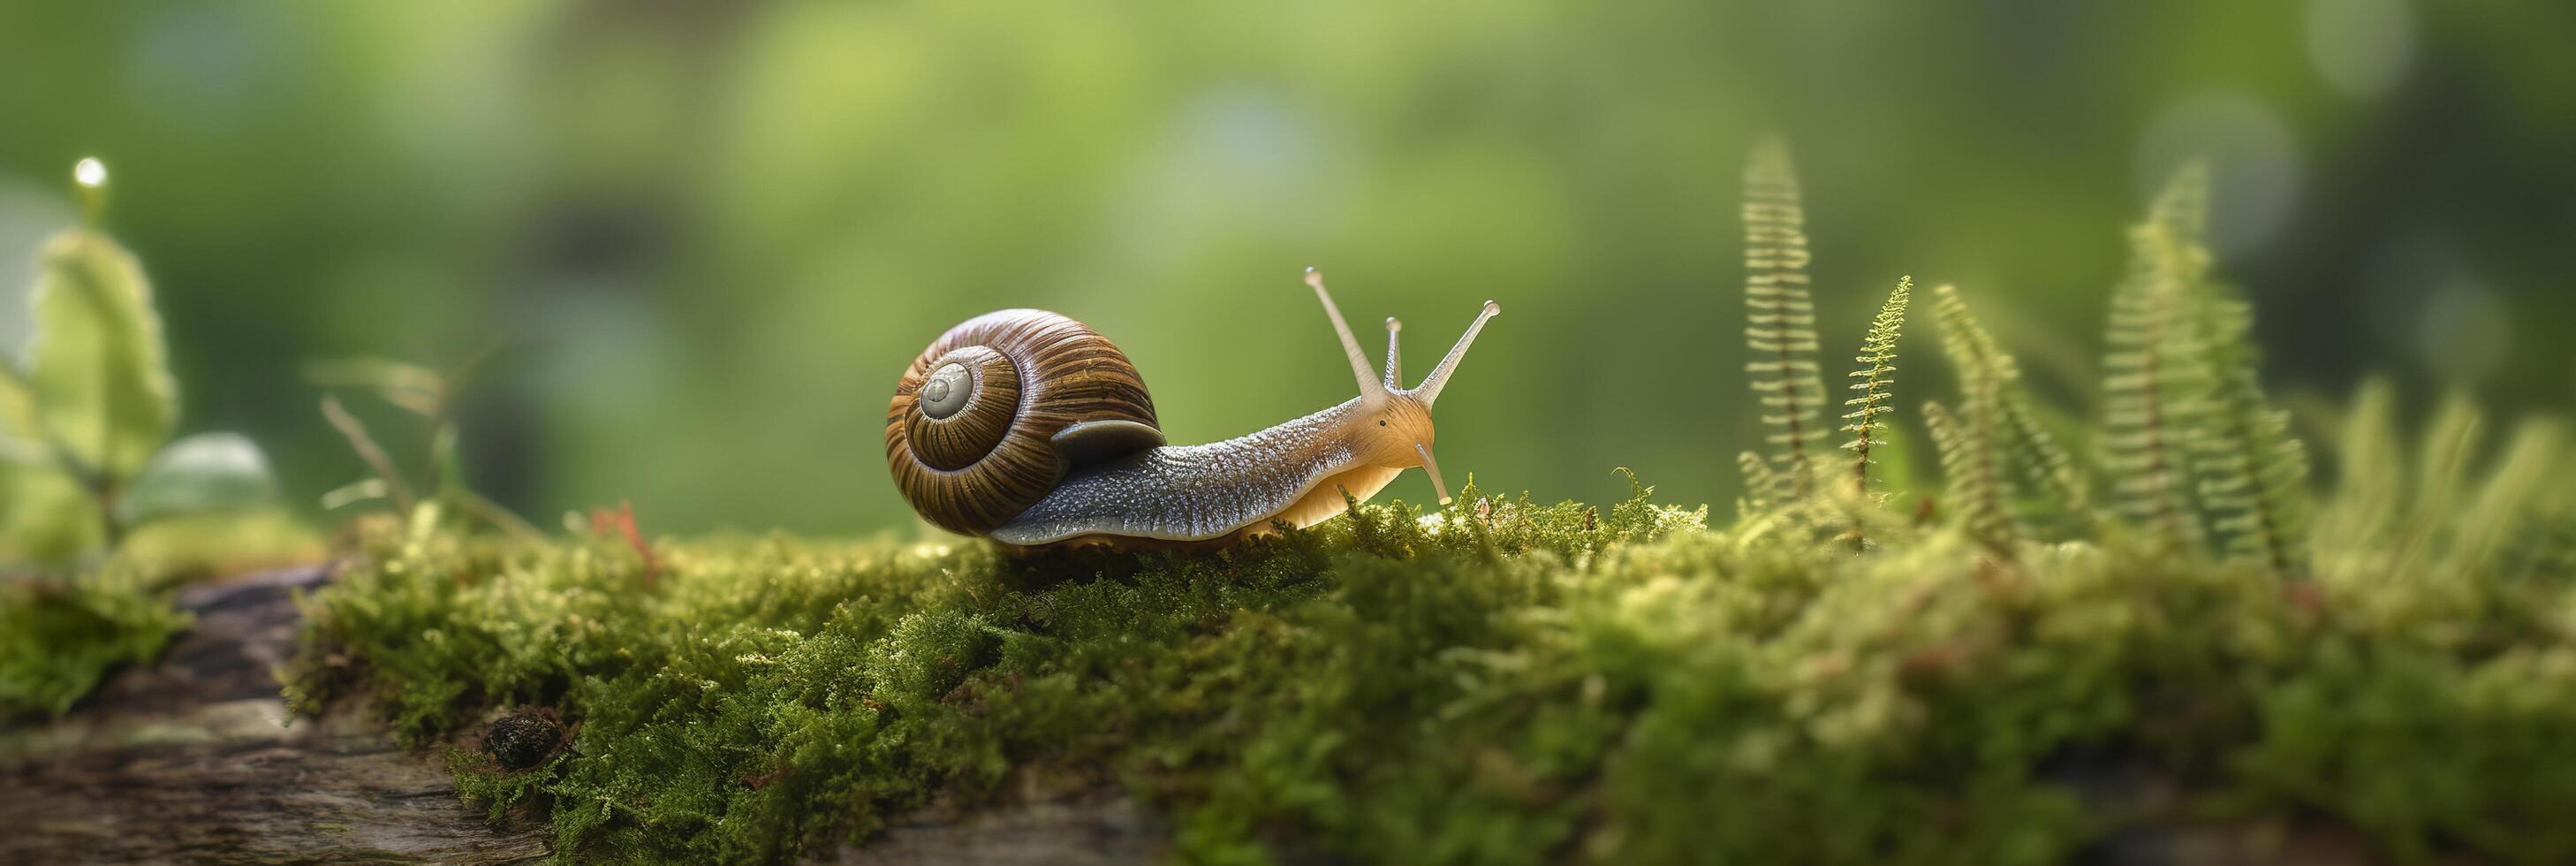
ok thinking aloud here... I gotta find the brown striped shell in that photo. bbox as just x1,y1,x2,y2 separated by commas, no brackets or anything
886,309,1163,536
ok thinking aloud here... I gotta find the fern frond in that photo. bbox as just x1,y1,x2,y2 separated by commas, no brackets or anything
2308,378,2400,560
2455,419,2573,574
1743,138,1828,500
1928,286,2010,549
2310,387,2576,581
2410,396,2487,534
1737,450,1780,515
2100,165,2212,551
1931,283,2093,535
1923,399,2012,552
2385,396,2487,575
1839,277,1912,497
1929,281,2012,384
2183,284,2312,576
2000,393,2091,516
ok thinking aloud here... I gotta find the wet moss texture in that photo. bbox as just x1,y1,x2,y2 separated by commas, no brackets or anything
282,482,2576,864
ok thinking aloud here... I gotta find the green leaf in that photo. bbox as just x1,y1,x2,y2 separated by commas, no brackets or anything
0,366,34,441
0,470,97,567
20,230,177,482
111,432,279,527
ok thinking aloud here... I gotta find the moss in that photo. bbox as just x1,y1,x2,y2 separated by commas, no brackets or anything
280,481,2576,865
1,568,190,720
0,510,319,723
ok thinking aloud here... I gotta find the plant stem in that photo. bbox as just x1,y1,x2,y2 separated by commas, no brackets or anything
321,394,420,513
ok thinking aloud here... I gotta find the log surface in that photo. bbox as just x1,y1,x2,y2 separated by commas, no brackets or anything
0,566,549,864
0,565,2388,865
0,566,1162,865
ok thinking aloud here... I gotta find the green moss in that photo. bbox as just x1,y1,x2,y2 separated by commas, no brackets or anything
0,512,315,722
284,482,2576,865
1,568,190,720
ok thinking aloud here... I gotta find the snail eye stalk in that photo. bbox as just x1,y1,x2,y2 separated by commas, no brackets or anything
1303,267,1385,400
1411,300,1500,406
1414,442,1451,505
1383,316,1403,389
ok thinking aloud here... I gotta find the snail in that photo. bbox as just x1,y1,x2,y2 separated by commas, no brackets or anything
886,268,1499,549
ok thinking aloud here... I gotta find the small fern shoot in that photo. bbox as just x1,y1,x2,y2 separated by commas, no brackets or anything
2001,396,2092,519
1928,282,2091,541
1928,283,2027,420
2308,379,2404,578
1929,285,2037,542
1922,399,2011,552
1737,450,1780,515
2185,283,2312,575
2101,165,2212,551
1742,138,1828,500
1841,276,1912,496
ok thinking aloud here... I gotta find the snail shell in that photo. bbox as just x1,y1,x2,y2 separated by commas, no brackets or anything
885,309,1164,535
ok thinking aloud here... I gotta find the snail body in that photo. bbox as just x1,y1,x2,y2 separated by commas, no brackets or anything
885,269,1498,549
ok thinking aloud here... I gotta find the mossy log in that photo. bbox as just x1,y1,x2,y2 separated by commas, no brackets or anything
0,566,1160,864
0,567,547,862
10,477,2570,863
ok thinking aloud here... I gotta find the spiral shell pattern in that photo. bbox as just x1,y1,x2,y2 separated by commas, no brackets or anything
886,309,1159,535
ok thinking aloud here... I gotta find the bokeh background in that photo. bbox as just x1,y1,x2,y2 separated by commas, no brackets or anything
2,0,2569,536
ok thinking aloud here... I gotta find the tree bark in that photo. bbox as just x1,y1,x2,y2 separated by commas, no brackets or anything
1,566,1163,865
0,566,549,864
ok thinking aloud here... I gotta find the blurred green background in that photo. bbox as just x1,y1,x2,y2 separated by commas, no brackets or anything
2,0,2569,536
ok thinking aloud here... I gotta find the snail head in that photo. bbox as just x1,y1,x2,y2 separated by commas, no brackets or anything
1302,267,1500,505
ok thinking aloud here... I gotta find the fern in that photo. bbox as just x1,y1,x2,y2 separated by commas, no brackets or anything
1839,276,1911,496
2385,397,2488,577
2307,378,2401,567
1736,450,1779,514
2307,385,2576,581
1742,138,1828,499
2000,393,2090,516
2453,418,2569,576
2100,165,2211,551
1928,286,2014,550
1921,399,2010,551
1927,283,2026,438
2184,283,2312,575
